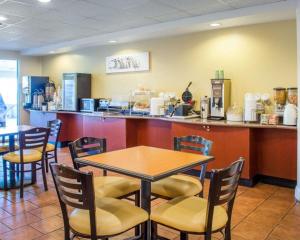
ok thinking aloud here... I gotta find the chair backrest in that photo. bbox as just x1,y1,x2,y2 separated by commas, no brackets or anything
19,127,49,152
205,158,244,234
174,135,213,184
47,119,62,146
50,163,97,238
68,137,107,170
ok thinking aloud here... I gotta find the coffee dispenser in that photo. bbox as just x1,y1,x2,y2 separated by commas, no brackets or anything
210,79,231,120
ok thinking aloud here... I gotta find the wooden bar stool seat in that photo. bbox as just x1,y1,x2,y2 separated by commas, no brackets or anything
69,197,148,236
3,149,42,163
152,135,213,199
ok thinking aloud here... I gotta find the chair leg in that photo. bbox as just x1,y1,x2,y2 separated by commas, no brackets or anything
180,232,188,240
3,160,7,190
45,153,49,173
151,221,157,240
41,158,48,191
20,164,24,198
224,223,231,240
31,163,36,184
134,190,141,236
54,150,58,163
204,233,212,240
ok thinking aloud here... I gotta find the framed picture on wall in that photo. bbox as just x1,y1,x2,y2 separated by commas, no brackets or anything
106,52,149,73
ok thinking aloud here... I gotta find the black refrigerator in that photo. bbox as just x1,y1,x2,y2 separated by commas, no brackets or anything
62,73,91,111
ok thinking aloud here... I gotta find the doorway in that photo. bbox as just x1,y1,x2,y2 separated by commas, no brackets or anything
0,60,18,126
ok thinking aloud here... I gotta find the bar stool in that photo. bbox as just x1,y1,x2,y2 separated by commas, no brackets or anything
151,158,245,240
3,127,50,198
151,135,213,199
50,163,148,240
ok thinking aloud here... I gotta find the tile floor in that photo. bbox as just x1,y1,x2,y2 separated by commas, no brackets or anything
0,148,299,240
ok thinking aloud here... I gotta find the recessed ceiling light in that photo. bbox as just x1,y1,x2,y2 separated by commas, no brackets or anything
108,40,117,43
210,23,221,27
0,16,8,21
38,0,51,3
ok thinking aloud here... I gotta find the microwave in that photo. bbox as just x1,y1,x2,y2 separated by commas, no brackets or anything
79,98,99,112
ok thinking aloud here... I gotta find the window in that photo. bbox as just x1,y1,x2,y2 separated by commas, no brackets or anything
0,60,18,127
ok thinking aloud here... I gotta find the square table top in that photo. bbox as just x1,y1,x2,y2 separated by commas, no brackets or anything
75,146,214,181
0,125,34,136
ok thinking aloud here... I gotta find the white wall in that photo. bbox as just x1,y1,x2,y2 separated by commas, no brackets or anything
0,50,42,124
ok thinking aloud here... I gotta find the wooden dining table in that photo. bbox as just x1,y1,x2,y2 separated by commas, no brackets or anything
0,125,35,189
75,145,214,240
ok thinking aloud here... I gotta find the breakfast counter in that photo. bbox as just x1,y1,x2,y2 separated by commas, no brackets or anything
29,110,297,186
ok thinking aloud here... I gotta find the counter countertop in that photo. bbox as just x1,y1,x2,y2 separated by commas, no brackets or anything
28,109,297,130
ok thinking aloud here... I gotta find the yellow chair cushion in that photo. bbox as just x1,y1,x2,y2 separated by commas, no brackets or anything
151,174,202,199
0,144,19,153
0,145,9,153
36,143,55,152
3,149,43,163
151,196,228,233
69,197,148,236
94,176,140,198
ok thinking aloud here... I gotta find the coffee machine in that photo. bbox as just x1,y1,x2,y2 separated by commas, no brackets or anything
210,79,231,120
22,76,49,109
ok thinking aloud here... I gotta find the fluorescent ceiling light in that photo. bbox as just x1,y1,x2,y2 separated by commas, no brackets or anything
0,16,8,21
210,23,221,27
108,40,117,43
49,51,55,54
38,0,51,3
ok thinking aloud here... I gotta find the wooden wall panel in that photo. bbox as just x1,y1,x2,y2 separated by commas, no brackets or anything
253,128,297,180
136,119,173,149
172,123,251,179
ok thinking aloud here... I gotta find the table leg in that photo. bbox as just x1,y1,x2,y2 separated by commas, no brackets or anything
141,180,151,240
8,135,15,187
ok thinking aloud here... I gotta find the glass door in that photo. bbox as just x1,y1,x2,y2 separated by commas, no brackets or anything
0,60,18,127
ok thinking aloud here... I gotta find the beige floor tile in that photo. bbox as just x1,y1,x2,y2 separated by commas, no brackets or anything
30,204,61,219
30,215,63,234
232,221,273,240
288,202,300,217
268,224,300,240
0,226,43,240
4,200,39,215
0,208,12,220
0,212,41,229
0,222,11,234
245,207,285,227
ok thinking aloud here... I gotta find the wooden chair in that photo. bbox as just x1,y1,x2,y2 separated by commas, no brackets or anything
50,163,148,240
43,119,62,172
151,135,213,199
0,136,9,155
69,137,141,211
3,127,50,198
151,158,245,240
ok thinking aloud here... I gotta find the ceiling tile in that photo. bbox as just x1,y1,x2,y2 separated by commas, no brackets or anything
0,0,289,52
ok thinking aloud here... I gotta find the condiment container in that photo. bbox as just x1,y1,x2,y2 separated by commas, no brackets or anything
273,87,286,105
268,114,279,125
260,114,270,125
287,88,297,105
